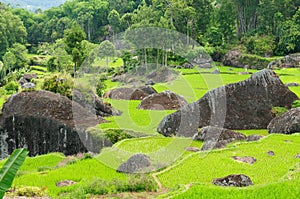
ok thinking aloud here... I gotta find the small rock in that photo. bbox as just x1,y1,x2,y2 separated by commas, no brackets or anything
295,154,300,158
56,180,77,187
228,68,233,71
285,82,300,87
145,79,156,86
21,82,36,89
238,71,249,75
247,135,264,142
117,154,151,173
232,156,256,164
267,151,275,156
213,174,253,187
211,69,220,74
185,146,200,152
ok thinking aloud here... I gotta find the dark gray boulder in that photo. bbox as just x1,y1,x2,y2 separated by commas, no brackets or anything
158,70,298,137
213,174,253,187
268,53,300,69
139,86,157,95
193,126,246,150
73,89,121,117
117,154,151,173
268,108,300,134
0,91,110,159
267,151,275,156
138,91,187,110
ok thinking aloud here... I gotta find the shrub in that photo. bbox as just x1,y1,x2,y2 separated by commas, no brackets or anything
4,81,19,94
242,34,275,57
10,186,46,197
104,129,134,144
292,100,300,108
272,106,288,117
96,79,106,97
42,73,73,99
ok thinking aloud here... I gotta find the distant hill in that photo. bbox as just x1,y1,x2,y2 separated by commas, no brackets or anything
1,0,66,11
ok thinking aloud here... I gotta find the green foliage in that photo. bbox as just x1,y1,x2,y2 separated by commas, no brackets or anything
104,129,134,144
271,106,288,117
42,73,73,99
96,79,107,97
8,186,46,197
292,100,300,108
46,57,58,72
242,35,275,56
0,149,28,198
4,81,19,94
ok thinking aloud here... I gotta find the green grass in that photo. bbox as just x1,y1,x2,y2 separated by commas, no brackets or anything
92,58,124,68
157,134,300,188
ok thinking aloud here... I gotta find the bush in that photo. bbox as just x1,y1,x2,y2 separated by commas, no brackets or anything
4,81,19,94
9,186,46,197
292,100,300,108
104,129,134,144
42,73,73,99
242,34,275,57
96,79,106,97
272,106,288,117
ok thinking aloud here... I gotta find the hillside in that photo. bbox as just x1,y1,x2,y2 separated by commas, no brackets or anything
1,0,65,11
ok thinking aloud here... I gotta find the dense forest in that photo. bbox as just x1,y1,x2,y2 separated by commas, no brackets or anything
0,0,300,84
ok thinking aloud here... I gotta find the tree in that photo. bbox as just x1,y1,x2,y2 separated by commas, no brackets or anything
3,51,16,74
6,43,28,70
64,24,86,75
108,9,121,37
97,40,116,73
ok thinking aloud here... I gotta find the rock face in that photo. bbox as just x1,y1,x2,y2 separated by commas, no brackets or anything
103,87,149,100
193,126,246,150
157,70,298,137
117,154,151,173
138,91,188,110
268,108,300,134
0,91,109,159
73,89,121,117
213,174,253,187
268,53,300,69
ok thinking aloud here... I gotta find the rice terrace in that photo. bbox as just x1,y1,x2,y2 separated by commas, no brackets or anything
0,0,299,199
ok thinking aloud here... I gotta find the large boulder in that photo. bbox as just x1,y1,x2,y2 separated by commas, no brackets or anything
268,53,300,69
268,108,300,134
103,87,149,100
157,70,298,137
222,50,244,68
138,91,188,110
213,174,253,187
193,126,246,150
117,153,151,173
0,91,109,159
73,89,121,117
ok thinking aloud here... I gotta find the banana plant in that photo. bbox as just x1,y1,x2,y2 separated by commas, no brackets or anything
0,149,28,199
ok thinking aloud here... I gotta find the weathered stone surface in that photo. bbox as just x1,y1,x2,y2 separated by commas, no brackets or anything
117,154,151,173
268,108,300,134
103,87,149,100
268,53,300,69
193,126,246,150
139,86,157,95
213,174,253,187
222,50,244,68
73,89,121,117
158,70,298,137
232,156,256,164
56,180,77,187
0,91,110,159
138,91,187,110
21,82,36,89
246,135,264,142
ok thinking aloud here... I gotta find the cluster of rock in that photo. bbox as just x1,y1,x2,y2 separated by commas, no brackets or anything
157,69,298,137
0,91,111,158
213,174,253,187
19,73,37,89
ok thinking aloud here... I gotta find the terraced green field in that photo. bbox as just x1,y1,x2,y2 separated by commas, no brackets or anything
1,66,300,198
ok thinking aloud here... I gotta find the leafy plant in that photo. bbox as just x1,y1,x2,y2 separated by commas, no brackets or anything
4,81,19,94
271,106,288,117
0,149,28,198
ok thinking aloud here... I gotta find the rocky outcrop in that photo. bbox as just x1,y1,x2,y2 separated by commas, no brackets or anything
0,91,109,159
268,108,300,134
157,70,298,137
213,174,253,187
193,126,246,150
117,154,151,173
222,50,244,68
268,53,300,69
138,91,187,110
73,89,121,117
103,87,149,100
